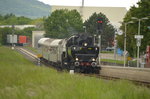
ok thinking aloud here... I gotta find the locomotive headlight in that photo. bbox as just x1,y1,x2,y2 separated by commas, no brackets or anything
75,58,79,61
92,58,96,61
73,47,76,50
84,43,87,46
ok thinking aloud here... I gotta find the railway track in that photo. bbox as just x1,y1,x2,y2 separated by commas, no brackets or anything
15,47,150,88
16,47,38,62
15,47,54,67
83,73,150,88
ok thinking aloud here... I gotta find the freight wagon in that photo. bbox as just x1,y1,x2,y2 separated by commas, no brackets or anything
7,34,28,46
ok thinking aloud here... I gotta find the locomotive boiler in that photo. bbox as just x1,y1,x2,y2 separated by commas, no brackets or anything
38,33,100,73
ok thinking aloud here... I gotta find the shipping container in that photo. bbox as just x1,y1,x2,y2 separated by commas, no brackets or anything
19,36,27,44
7,35,17,44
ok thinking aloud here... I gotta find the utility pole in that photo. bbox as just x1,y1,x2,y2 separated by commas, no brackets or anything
119,21,133,67
97,17,103,65
137,19,141,68
124,23,127,67
114,39,117,62
114,31,117,61
12,25,15,50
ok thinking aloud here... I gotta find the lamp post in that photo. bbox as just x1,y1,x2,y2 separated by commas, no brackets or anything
119,21,133,67
132,17,148,35
131,17,148,67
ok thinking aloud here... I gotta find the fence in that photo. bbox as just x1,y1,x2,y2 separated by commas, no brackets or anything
100,52,148,68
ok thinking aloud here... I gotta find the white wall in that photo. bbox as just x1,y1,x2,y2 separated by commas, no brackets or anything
32,31,45,48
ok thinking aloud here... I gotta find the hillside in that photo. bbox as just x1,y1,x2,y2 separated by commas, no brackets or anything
0,0,51,18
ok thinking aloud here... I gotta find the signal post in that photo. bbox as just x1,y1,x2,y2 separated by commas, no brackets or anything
97,17,103,65
134,35,143,68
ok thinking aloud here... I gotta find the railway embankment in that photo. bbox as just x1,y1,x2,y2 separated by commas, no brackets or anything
0,46,150,99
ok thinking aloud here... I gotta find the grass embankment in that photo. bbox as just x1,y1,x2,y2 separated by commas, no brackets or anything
0,46,150,99
101,59,124,64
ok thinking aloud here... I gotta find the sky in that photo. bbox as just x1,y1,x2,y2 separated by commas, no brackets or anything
38,0,139,10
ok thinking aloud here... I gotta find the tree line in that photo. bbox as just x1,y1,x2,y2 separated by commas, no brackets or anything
0,14,32,25
0,13,44,25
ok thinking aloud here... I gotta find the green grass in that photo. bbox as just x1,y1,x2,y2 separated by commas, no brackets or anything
0,46,150,99
101,59,124,64
101,51,114,53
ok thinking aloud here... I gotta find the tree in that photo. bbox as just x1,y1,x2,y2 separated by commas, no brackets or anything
84,12,116,49
0,14,32,25
44,9,83,39
15,27,36,37
0,27,12,45
30,18,45,30
117,0,150,57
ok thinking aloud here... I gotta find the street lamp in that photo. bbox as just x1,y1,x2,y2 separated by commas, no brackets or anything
132,17,148,35
119,21,134,67
131,17,149,68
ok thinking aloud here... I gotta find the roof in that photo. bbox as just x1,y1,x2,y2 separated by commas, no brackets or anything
38,38,50,46
50,39,63,46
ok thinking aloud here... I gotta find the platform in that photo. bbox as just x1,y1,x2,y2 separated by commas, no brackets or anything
100,65,150,83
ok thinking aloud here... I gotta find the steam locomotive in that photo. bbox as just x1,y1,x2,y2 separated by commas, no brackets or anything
38,33,100,73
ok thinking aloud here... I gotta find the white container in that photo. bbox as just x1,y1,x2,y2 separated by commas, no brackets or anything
7,35,17,43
